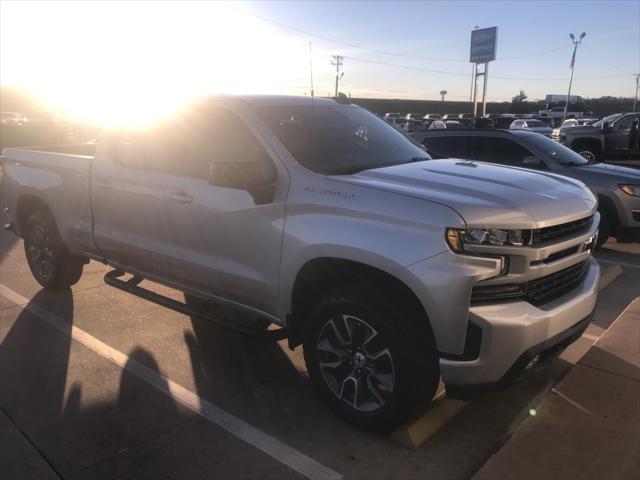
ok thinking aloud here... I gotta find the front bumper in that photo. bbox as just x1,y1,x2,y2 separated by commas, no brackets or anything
440,256,600,389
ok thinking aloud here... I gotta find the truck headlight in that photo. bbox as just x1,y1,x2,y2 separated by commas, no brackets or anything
446,228,527,252
619,184,640,197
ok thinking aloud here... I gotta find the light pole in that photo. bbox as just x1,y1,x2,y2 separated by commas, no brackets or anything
633,73,639,112
564,32,586,121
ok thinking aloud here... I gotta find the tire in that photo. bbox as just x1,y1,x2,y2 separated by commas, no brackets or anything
575,146,600,163
303,285,439,432
596,207,611,248
23,210,84,289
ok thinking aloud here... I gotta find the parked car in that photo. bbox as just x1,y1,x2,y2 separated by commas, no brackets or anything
423,114,441,120
560,112,640,163
539,106,585,119
388,116,409,132
405,113,424,121
384,112,402,121
494,116,517,129
428,120,447,129
552,118,598,140
0,112,26,126
510,119,554,137
407,118,426,132
444,120,468,129
410,128,640,245
1,95,600,431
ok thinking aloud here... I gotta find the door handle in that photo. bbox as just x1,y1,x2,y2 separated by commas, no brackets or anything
167,191,194,204
94,179,113,189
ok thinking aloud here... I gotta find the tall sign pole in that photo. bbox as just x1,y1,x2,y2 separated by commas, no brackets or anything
563,32,586,121
470,27,497,117
481,62,489,116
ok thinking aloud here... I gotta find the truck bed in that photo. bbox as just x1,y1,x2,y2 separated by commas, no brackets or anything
1,143,97,257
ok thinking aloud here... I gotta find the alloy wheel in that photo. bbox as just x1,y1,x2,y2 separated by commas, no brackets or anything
26,224,55,281
316,314,395,412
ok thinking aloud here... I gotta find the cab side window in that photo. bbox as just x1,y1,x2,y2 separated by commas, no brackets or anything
109,126,183,173
471,137,541,168
614,115,638,130
422,137,472,159
182,108,275,181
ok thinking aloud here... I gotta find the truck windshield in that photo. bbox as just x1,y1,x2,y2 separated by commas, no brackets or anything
593,113,623,127
524,134,589,166
256,104,429,174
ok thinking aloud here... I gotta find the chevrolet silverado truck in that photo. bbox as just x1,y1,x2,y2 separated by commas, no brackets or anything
0,96,601,430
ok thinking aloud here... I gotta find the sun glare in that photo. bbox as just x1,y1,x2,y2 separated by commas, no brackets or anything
0,1,313,126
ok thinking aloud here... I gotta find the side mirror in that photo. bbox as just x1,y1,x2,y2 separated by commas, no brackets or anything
522,155,544,167
601,121,610,131
209,160,276,204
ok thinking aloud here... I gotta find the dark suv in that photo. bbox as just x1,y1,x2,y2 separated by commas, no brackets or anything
560,113,640,163
410,129,640,245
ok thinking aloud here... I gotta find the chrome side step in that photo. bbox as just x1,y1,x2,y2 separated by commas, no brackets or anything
104,269,288,341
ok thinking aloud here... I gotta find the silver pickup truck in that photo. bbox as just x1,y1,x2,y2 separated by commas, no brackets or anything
0,96,600,430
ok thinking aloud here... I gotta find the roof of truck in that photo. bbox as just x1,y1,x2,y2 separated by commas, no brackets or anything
202,95,342,107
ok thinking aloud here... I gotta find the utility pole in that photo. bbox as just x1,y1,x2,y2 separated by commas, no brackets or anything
564,32,586,121
331,55,344,98
309,42,314,98
633,73,639,112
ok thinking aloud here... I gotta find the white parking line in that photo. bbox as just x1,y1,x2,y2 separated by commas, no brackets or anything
0,284,342,480
596,258,640,270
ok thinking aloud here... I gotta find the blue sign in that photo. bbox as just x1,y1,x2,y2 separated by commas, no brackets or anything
470,27,498,63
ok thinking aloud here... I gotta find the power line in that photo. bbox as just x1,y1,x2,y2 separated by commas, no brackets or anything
346,55,631,81
227,4,579,64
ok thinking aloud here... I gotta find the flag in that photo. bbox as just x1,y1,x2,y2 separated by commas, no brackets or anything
569,48,576,69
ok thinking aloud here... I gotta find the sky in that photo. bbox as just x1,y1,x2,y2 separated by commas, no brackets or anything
1,0,638,124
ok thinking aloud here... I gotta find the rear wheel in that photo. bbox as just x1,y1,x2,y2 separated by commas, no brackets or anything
23,211,84,289
303,285,439,431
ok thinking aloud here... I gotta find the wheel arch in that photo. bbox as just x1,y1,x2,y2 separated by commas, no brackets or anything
287,257,435,350
571,137,603,154
15,194,56,237
597,194,621,236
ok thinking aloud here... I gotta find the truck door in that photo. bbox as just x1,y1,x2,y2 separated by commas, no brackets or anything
153,106,288,317
605,114,640,153
91,135,146,265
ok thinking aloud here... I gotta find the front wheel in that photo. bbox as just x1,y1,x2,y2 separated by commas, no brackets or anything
23,211,85,289
303,286,439,431
576,146,600,163
596,207,611,248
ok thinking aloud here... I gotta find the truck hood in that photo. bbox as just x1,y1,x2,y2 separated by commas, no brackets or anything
330,159,596,229
564,125,601,136
567,162,640,184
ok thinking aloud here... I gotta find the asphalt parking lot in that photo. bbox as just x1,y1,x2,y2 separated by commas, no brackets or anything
1,227,638,480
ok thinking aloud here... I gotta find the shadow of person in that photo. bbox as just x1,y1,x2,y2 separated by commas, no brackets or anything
185,302,302,399
0,288,74,430
183,297,310,419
